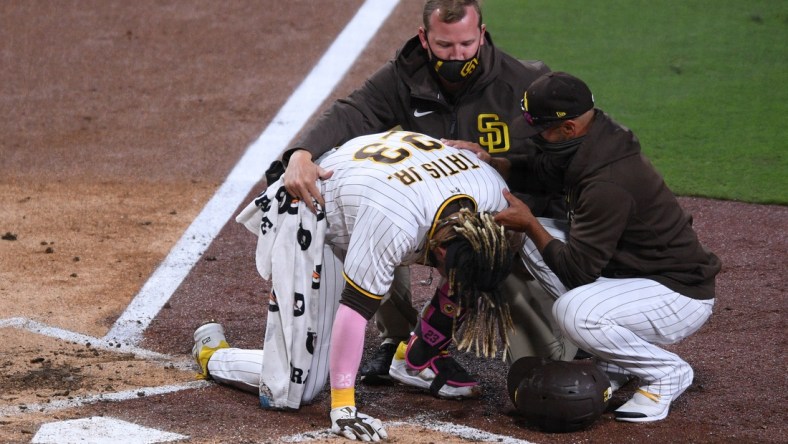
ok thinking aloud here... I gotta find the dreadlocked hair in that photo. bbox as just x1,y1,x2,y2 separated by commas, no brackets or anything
435,208,515,359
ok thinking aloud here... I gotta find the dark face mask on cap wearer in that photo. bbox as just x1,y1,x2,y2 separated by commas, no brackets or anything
533,133,586,157
425,35,481,84
529,123,586,192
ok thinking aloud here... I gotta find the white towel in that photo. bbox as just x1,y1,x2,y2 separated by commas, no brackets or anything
236,178,326,410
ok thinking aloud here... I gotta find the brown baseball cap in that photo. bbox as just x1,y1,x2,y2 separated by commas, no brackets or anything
520,71,595,137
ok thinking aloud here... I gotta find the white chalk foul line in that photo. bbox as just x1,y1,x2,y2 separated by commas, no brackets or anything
105,0,401,346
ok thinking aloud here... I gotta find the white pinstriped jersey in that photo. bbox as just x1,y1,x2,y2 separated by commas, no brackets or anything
317,130,508,299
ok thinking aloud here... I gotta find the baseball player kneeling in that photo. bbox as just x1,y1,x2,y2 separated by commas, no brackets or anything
193,130,518,441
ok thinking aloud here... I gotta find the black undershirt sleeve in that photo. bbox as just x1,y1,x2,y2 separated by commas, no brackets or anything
338,285,381,320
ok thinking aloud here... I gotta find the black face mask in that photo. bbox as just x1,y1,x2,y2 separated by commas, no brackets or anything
533,135,585,157
426,37,481,84
532,135,585,192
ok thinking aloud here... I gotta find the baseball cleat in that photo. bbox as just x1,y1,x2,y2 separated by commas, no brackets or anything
616,365,693,422
360,342,397,384
192,322,230,380
388,341,481,399
615,389,672,422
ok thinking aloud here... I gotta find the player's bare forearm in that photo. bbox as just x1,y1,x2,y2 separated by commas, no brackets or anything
494,189,553,253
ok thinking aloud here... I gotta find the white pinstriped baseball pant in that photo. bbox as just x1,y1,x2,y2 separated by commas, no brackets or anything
206,245,345,404
522,218,715,397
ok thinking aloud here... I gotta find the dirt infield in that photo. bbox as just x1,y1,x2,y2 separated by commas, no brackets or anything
1,1,786,443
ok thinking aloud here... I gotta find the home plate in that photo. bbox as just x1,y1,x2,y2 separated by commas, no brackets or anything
32,416,187,443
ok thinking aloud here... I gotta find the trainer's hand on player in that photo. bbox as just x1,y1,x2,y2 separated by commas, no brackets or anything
496,190,555,252
441,138,491,163
283,149,334,213
494,189,536,232
330,406,388,442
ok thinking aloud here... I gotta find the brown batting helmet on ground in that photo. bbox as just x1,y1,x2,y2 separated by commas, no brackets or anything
507,357,612,433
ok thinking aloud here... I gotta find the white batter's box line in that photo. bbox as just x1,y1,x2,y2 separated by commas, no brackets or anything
405,416,537,444
278,416,537,443
0,380,209,418
0,317,188,366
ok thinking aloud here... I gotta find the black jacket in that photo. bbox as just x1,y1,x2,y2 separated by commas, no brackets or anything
541,110,721,299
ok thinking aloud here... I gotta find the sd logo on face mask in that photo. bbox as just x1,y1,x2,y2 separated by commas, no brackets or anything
431,56,479,83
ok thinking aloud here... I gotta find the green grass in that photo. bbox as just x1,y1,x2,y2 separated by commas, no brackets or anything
483,0,788,204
